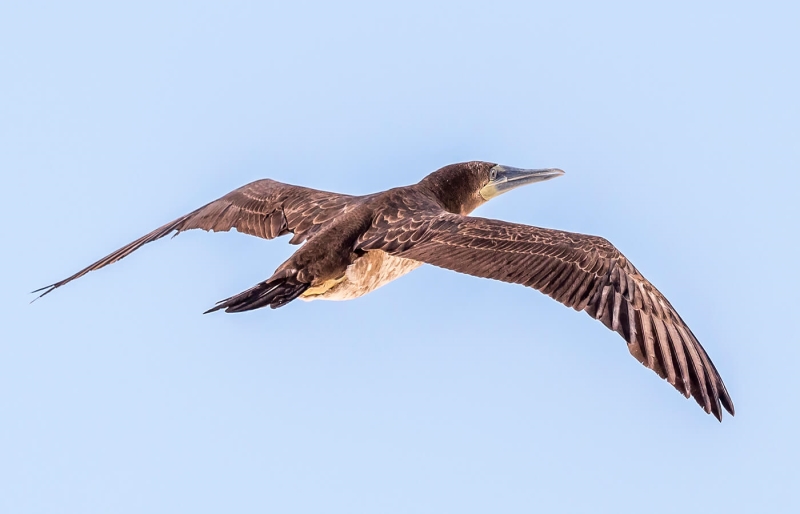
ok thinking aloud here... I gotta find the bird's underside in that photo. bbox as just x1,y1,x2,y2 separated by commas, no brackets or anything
35,161,735,420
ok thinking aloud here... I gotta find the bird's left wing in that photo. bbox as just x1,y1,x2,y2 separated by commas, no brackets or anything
358,212,734,420
34,179,356,298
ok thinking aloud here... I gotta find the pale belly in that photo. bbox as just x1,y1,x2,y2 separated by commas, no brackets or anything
300,250,422,301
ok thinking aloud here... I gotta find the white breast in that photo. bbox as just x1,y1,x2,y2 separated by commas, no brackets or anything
301,250,422,301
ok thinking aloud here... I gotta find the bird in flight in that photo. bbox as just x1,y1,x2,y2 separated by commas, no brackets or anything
35,161,734,420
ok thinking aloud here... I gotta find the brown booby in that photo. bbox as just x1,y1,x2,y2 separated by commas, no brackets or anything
35,161,734,420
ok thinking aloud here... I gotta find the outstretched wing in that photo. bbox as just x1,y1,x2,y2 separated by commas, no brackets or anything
359,212,734,420
35,179,357,298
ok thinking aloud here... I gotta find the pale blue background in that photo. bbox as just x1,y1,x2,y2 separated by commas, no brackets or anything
2,1,798,512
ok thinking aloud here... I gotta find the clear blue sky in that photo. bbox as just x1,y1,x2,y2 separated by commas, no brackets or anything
2,1,798,512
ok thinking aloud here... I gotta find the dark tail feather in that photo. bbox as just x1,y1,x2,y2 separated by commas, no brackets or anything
204,274,308,314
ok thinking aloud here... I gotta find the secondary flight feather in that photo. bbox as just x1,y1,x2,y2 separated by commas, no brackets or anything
35,161,734,420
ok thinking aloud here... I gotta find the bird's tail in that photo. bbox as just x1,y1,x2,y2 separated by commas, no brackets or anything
204,271,308,313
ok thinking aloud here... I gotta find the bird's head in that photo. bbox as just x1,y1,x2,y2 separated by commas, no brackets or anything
420,161,565,215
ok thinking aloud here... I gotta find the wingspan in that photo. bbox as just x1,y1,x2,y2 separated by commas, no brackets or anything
34,180,356,298
359,212,734,420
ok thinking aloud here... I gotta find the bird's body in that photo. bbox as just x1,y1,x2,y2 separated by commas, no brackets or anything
36,161,735,420
301,250,421,301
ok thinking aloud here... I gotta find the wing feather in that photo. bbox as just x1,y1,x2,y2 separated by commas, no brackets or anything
35,179,355,298
359,212,734,419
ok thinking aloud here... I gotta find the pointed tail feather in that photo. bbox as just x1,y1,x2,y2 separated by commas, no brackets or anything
204,274,308,313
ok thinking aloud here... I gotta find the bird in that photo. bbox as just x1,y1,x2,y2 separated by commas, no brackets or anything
35,161,734,420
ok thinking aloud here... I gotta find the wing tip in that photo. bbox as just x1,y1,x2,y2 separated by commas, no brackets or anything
30,284,58,303
640,344,735,422
719,386,736,418
698,380,735,422
711,396,735,422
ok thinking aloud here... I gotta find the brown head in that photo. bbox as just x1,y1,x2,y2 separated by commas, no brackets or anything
419,161,565,215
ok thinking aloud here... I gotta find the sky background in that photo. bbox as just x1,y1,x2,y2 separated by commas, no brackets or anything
2,1,799,512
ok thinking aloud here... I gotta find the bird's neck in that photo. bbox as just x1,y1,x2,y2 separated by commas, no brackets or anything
417,178,485,216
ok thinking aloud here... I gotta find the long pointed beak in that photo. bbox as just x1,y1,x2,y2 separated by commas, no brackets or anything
479,165,565,200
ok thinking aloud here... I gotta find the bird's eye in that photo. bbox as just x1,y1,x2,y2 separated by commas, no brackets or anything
490,169,497,181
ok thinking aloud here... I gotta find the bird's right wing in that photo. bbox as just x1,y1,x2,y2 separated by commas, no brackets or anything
34,179,356,298
358,211,734,420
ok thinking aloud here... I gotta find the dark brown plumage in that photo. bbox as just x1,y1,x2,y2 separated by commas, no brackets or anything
35,161,734,420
